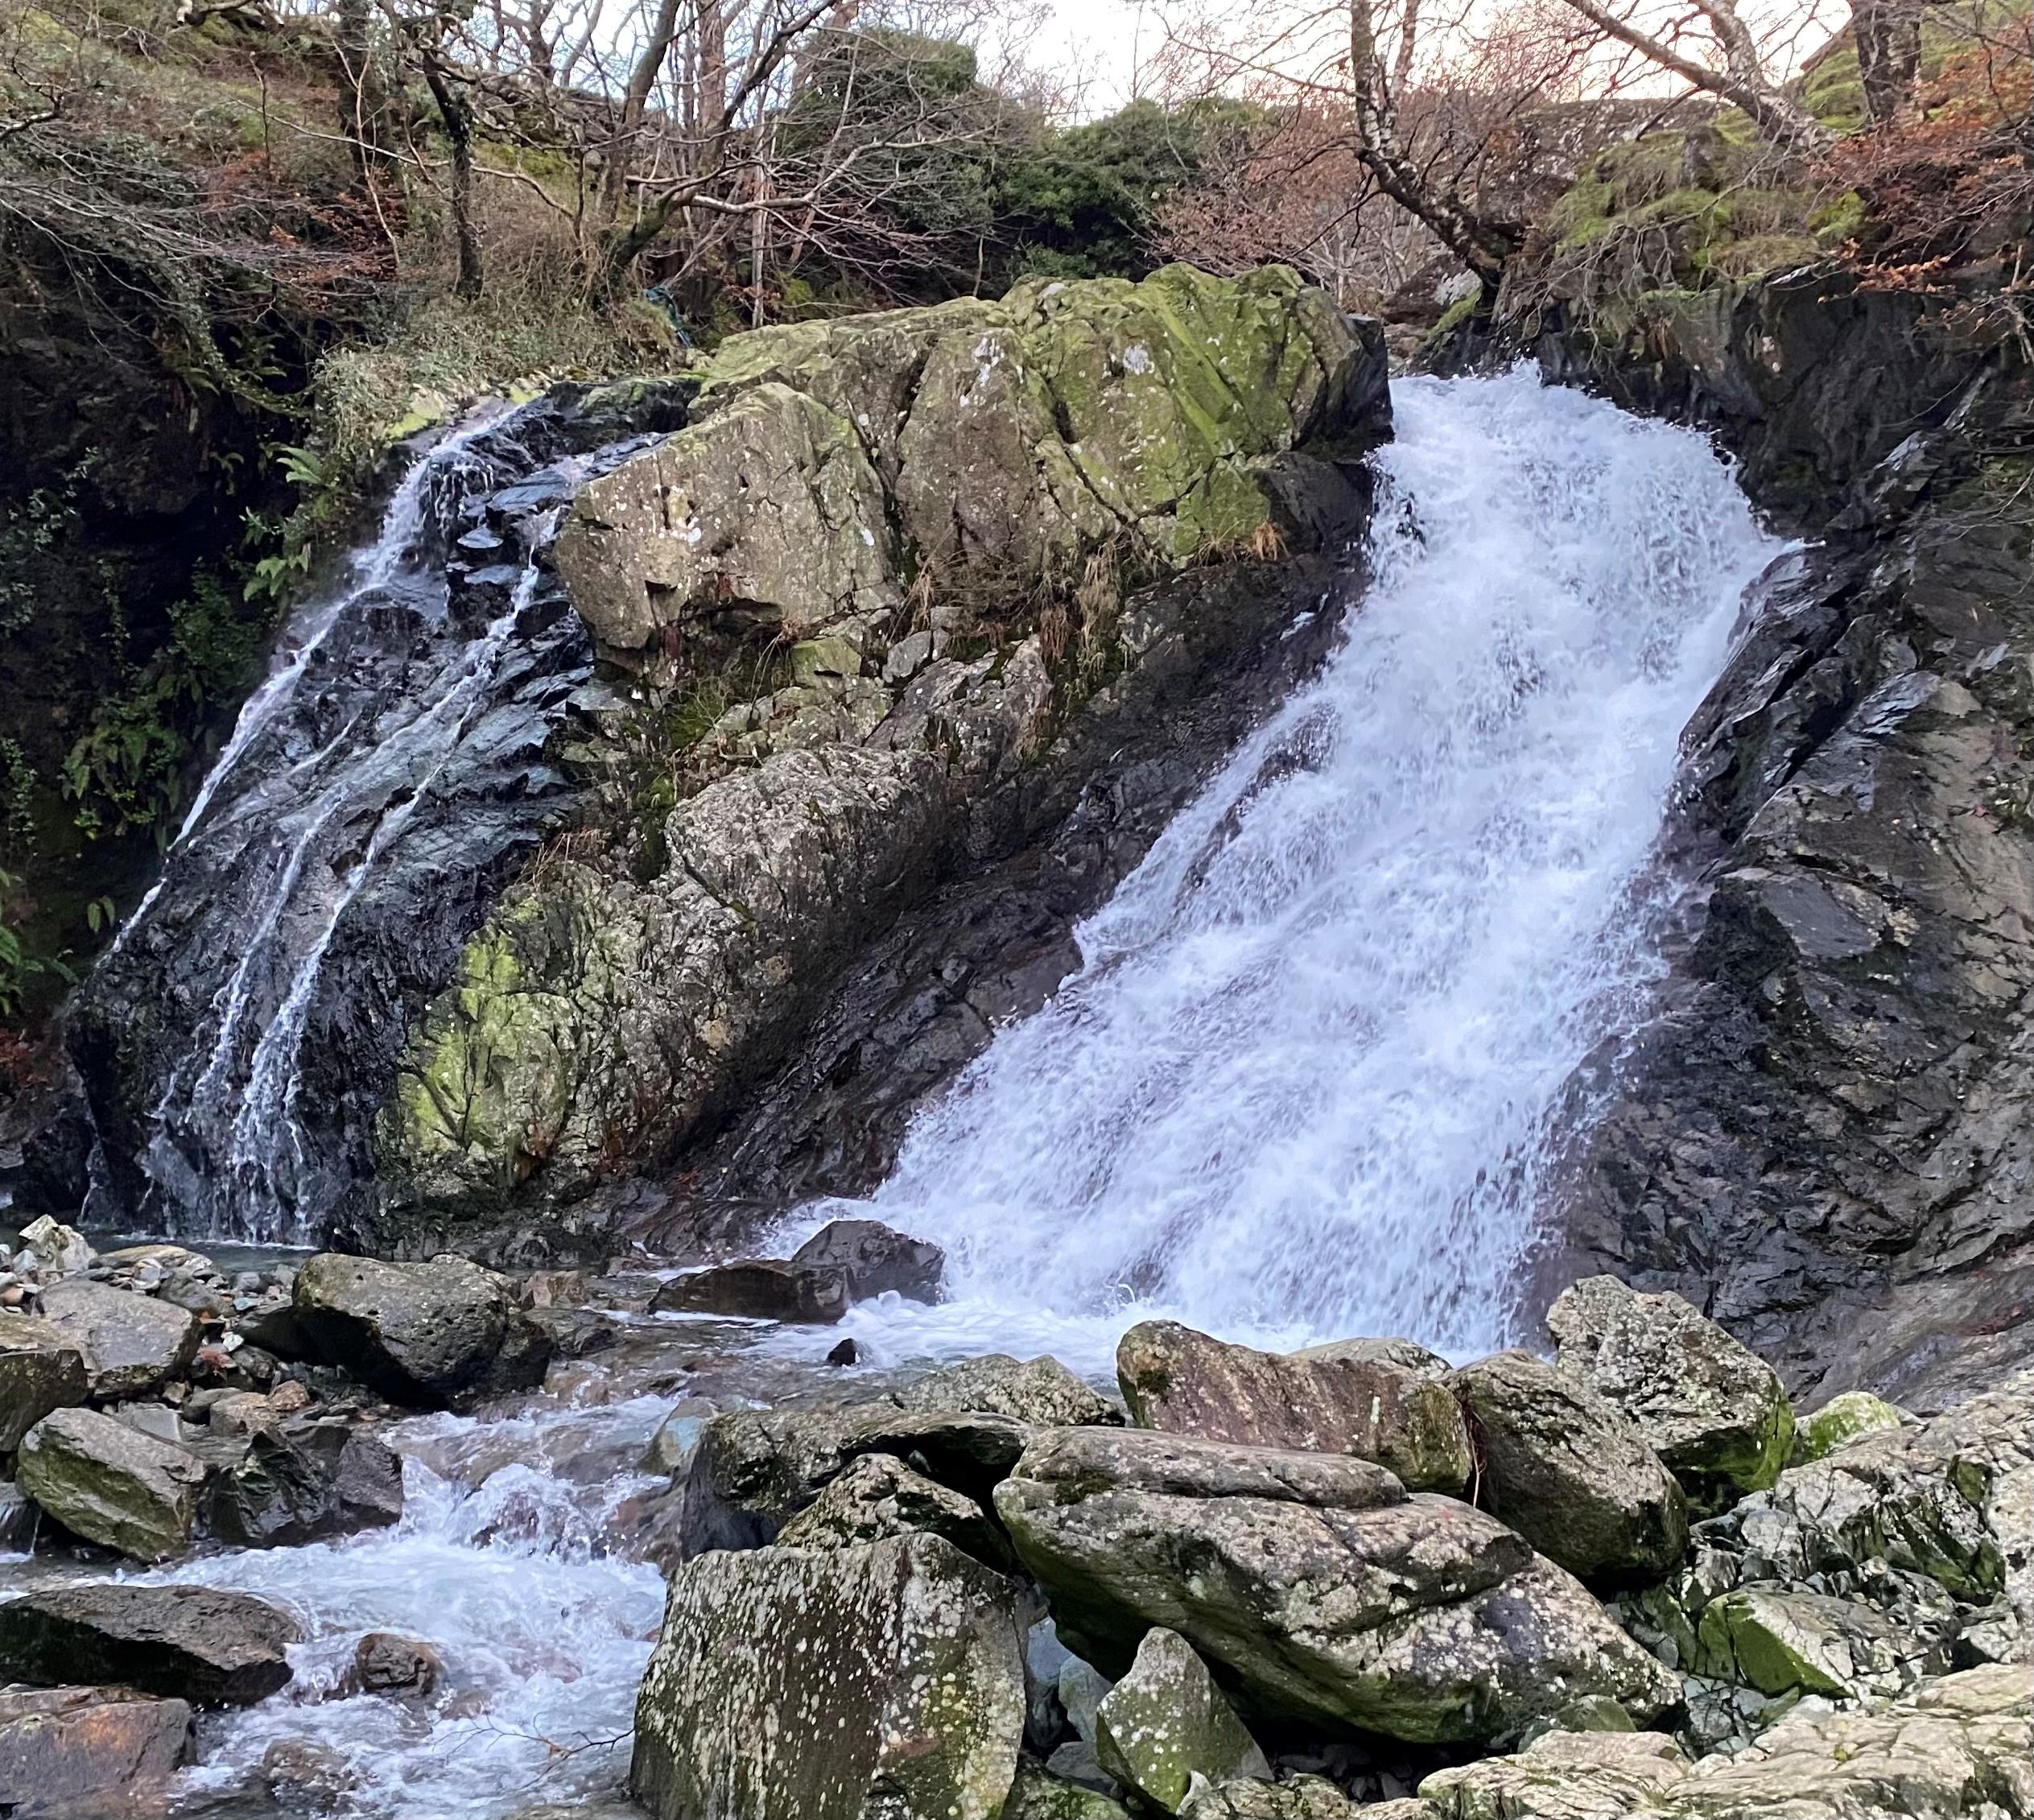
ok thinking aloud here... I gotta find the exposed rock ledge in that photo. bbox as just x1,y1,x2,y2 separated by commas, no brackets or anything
361,265,1389,1248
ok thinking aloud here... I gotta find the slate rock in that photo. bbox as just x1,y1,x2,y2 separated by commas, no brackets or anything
0,1583,299,1704
0,1682,192,1819
202,1419,405,1548
791,1218,946,1303
35,1281,199,1401
0,1310,88,1451
1116,1322,1472,1494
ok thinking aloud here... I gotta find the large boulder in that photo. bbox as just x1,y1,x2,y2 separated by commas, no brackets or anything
0,1584,299,1705
1546,1276,1793,1511
15,1406,204,1562
1093,1628,1269,1814
288,1253,552,1409
1117,1321,1472,1494
201,1419,405,1548
1447,1350,1686,1587
1418,1729,1691,1818
899,1354,1123,1428
630,1532,1028,1820
1692,1587,1912,1700
1179,1777,1364,1819
1791,1390,1908,1464
996,1426,1677,1747
1005,1760,1133,1819
679,1402,1029,1555
0,1311,88,1451
791,1219,945,1303
0,1683,192,1819
34,1281,198,1401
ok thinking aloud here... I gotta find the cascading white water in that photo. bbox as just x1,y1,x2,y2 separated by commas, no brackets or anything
803,367,1781,1368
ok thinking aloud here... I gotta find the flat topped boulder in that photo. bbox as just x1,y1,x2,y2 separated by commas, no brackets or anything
650,1258,849,1324
996,1432,1676,1747
1547,1275,1793,1512
1447,1349,1686,1587
16,1405,205,1563
897,1353,1123,1427
1116,1320,1473,1494
0,1310,88,1451
34,1280,199,1401
630,1531,1027,1820
0,1583,299,1705
290,1253,552,1409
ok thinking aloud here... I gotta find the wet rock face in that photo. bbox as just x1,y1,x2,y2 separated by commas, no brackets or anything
376,267,1389,1235
0,1312,88,1450
0,1583,299,1706
1116,1322,1473,1494
14,1405,206,1562
1533,278,2034,1408
994,1426,1676,1746
629,1531,1028,1820
202,1419,405,1548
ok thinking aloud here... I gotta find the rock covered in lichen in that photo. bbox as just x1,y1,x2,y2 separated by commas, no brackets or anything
774,1451,1011,1568
1791,1390,1909,1464
898,1352,1121,1427
629,1531,1027,1820
1547,1276,1793,1512
1092,1628,1269,1814
995,1426,1676,1746
1447,1348,1686,1587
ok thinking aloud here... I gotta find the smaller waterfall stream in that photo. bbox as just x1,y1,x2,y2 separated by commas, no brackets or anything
799,368,1782,1370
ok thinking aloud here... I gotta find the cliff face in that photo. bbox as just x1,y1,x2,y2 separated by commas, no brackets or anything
361,266,1391,1253
1524,274,2034,1410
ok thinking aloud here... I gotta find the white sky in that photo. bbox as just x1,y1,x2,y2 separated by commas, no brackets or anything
1034,0,1153,114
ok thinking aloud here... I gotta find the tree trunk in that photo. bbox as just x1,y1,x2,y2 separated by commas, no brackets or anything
423,57,483,300
335,0,390,185
1854,0,1926,123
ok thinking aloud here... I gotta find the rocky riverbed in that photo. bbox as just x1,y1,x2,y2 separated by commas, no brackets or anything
0,1215,2027,1818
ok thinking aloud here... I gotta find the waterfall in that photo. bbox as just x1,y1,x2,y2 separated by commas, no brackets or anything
806,367,1781,1367
72,395,667,1245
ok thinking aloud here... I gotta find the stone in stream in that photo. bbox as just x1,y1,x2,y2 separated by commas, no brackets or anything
995,1426,1677,1747
34,1280,200,1401
201,1418,405,1548
630,1531,1027,1820
0,1583,299,1705
288,1253,552,1409
650,1258,850,1323
1093,1628,1269,1814
353,1631,442,1698
0,1682,193,1818
15,1405,205,1562
1446,1350,1686,1587
898,1353,1123,1427
1116,1322,1472,1494
679,1402,1030,1555
1790,1389,1909,1464
775,1451,1012,1568
0,1310,88,1451
1546,1276,1793,1512
790,1218,946,1303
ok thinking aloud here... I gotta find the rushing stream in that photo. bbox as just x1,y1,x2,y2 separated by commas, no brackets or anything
20,369,1780,1818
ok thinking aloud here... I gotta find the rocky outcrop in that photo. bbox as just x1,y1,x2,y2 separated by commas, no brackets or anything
0,1584,299,1705
374,266,1388,1238
1447,1349,1686,1587
1545,1277,1793,1511
286,1253,551,1409
1524,273,2034,1408
1116,1322,1473,1495
994,1425,1676,1746
1416,1662,2031,1819
629,1531,1028,1820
